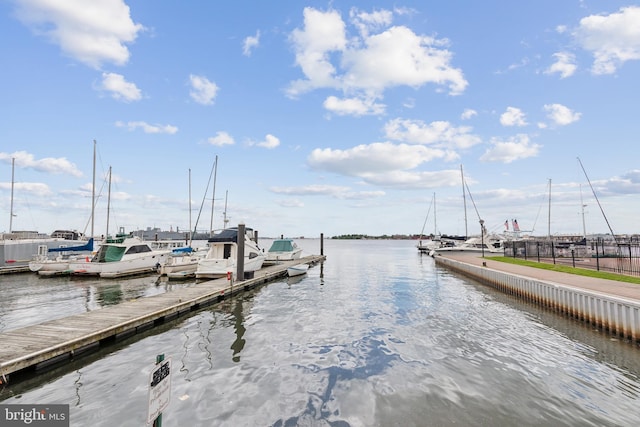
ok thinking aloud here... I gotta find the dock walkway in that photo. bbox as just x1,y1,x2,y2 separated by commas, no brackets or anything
0,255,325,383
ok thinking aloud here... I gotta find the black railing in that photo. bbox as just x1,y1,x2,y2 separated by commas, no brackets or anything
503,237,640,277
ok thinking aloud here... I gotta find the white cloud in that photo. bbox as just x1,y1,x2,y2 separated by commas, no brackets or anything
115,121,178,134
0,151,82,177
500,107,528,127
207,131,235,147
287,7,468,112
480,134,541,163
308,142,446,177
189,75,218,105
323,96,385,116
276,199,305,208
461,109,477,120
545,52,577,78
543,104,581,126
255,134,280,149
243,31,260,56
14,0,144,69
574,6,640,75
99,72,142,102
384,118,482,149
0,181,52,197
269,184,385,200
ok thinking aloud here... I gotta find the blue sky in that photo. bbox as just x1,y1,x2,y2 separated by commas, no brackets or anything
1,1,639,239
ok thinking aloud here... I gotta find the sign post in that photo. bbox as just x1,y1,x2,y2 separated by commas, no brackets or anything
148,354,171,426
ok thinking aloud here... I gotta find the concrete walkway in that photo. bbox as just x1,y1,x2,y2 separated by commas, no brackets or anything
434,253,640,302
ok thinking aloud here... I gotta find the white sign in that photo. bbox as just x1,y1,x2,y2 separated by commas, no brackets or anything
147,357,172,424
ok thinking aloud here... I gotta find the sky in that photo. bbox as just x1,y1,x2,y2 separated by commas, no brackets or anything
1,0,640,239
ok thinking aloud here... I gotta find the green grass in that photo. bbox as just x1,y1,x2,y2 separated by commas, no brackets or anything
485,256,640,285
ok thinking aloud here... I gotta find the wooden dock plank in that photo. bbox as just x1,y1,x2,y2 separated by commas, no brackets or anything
0,255,325,380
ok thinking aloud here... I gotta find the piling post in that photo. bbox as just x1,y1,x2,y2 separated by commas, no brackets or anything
320,233,324,256
237,223,245,281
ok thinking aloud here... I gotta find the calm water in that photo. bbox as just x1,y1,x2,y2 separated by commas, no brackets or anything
1,239,640,426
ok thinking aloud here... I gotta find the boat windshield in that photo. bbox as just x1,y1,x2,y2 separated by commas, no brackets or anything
97,245,126,262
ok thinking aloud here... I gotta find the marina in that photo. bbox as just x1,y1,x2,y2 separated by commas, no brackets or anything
1,239,640,425
0,255,324,383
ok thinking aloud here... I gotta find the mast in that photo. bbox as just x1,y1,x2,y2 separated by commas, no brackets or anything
577,156,616,241
91,140,96,238
433,192,437,236
188,168,192,245
460,164,468,238
209,155,218,237
106,166,112,238
9,157,15,232
547,178,552,239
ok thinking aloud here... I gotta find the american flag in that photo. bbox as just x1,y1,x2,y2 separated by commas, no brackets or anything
513,219,520,232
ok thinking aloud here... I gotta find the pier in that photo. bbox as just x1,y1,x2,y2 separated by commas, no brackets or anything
0,255,325,384
434,253,640,344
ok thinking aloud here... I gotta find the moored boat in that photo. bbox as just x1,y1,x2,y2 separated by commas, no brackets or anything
264,238,303,265
195,227,266,280
286,263,309,277
68,234,170,278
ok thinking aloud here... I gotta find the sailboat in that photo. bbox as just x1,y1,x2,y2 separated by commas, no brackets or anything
28,141,98,275
417,193,442,253
1,155,89,272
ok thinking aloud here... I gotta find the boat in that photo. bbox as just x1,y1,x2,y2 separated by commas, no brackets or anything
68,232,171,278
195,226,266,280
429,231,505,257
417,193,444,253
160,246,207,279
28,237,96,276
286,263,309,277
264,238,303,264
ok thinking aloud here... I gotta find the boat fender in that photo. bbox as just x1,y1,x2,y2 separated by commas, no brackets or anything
226,271,232,281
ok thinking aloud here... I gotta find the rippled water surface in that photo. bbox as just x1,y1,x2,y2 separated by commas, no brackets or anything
1,239,640,426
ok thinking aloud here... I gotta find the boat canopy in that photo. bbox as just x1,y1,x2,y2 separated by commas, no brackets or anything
48,238,94,253
268,239,295,252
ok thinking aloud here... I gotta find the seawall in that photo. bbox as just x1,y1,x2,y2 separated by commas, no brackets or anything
434,256,640,344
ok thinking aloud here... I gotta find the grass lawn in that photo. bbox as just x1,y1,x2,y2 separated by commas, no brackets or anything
485,256,640,285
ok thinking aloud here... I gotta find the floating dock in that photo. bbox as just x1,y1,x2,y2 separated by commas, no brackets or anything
433,254,640,344
0,255,325,384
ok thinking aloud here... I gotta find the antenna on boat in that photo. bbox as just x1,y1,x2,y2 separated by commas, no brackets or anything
579,184,587,238
106,166,112,238
223,190,229,229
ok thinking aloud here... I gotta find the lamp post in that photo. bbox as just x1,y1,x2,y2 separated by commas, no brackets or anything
479,219,485,257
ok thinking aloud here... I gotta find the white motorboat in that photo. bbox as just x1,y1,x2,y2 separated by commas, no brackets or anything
264,238,302,264
160,246,207,279
286,263,309,277
196,227,266,280
68,234,170,278
429,233,505,257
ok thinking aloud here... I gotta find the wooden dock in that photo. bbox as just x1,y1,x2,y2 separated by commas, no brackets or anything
0,255,325,384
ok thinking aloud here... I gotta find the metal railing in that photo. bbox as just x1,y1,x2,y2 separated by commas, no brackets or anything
503,237,640,277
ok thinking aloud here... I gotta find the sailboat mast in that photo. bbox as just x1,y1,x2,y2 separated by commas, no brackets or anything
433,192,437,236
547,178,552,239
9,157,15,233
461,164,468,238
91,140,96,239
106,166,112,238
209,155,218,237
188,168,193,245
